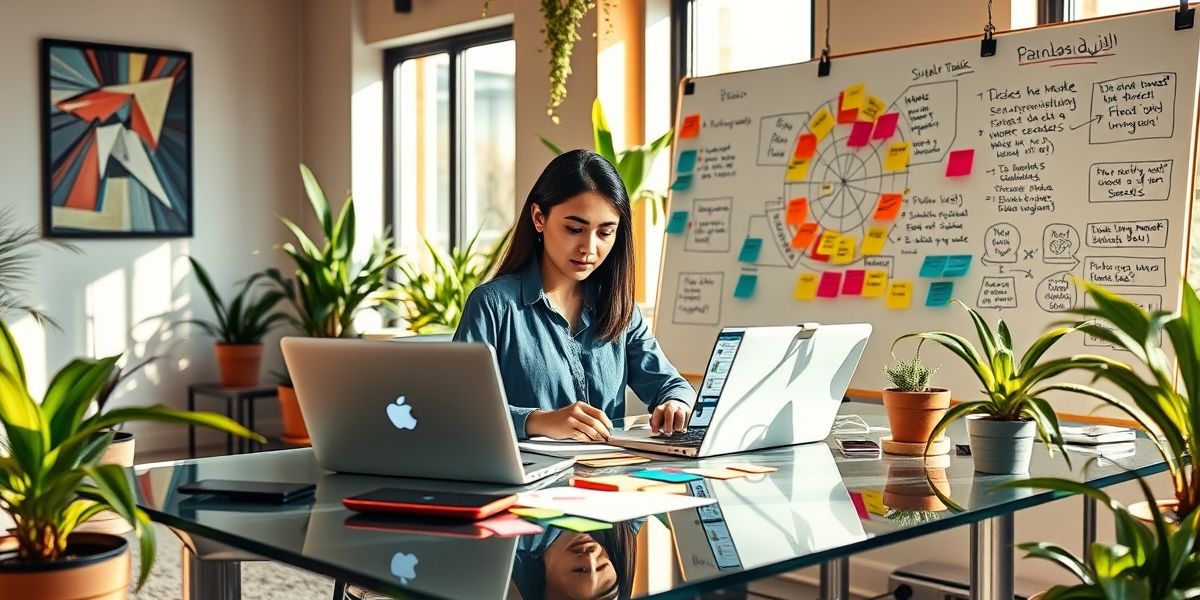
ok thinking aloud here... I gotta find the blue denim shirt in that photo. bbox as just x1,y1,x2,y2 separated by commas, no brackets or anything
453,258,696,438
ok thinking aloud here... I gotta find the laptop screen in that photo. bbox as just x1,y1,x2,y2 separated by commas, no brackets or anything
691,330,745,428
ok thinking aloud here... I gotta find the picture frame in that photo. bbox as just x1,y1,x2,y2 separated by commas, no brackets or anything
41,38,193,238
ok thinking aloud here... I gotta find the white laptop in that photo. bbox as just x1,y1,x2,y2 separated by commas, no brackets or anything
609,323,871,458
280,337,574,485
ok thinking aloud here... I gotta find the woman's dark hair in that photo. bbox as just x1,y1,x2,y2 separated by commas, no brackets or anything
493,149,635,342
512,524,639,600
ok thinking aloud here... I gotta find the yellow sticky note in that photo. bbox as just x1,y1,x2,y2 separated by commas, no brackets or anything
863,270,888,297
842,83,866,110
817,230,841,255
794,272,819,300
886,281,913,309
862,226,888,255
884,142,911,172
861,489,888,516
858,95,886,122
832,236,856,264
820,181,835,197
809,106,835,141
786,158,810,181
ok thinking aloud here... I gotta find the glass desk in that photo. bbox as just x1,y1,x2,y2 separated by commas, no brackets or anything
134,402,1167,600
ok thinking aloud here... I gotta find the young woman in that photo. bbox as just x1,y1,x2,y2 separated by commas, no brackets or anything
454,149,695,441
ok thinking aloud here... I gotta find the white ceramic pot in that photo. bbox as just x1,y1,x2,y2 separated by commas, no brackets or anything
966,415,1036,474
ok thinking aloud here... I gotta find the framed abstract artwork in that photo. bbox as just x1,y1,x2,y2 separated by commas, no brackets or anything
41,39,192,238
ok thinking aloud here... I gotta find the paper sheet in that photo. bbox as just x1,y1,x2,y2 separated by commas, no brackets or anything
516,487,716,523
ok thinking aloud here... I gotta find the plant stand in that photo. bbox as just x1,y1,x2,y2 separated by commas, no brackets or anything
187,383,278,457
881,436,951,456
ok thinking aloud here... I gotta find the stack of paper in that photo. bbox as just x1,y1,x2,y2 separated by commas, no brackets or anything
515,487,716,523
1061,425,1136,445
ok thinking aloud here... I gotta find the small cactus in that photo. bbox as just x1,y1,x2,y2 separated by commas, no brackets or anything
884,357,938,392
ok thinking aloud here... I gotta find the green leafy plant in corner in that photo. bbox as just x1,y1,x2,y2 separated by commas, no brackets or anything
540,98,674,224
181,257,288,344
884,355,939,392
0,320,263,589
395,227,511,334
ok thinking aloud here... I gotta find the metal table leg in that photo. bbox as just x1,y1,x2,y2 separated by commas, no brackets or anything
820,558,850,600
970,514,1014,600
1083,495,1097,563
182,544,241,600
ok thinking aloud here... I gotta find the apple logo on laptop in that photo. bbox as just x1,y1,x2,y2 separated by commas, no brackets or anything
390,551,418,584
387,396,418,431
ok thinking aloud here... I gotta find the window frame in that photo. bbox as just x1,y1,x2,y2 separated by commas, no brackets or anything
383,25,514,252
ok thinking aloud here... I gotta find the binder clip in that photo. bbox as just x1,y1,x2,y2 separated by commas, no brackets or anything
1176,4,1194,30
980,27,997,57
818,49,831,77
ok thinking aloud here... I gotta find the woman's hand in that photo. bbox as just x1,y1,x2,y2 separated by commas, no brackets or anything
526,402,613,441
650,400,691,435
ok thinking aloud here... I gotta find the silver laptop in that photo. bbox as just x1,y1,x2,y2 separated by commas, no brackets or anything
280,337,573,485
609,323,871,458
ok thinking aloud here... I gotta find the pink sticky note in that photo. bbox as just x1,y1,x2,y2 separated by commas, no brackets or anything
849,492,870,520
872,113,900,140
847,121,872,148
946,149,975,177
842,270,866,295
478,514,545,537
817,272,842,298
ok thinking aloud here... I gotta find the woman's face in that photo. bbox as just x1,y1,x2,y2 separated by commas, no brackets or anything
543,532,618,600
532,191,620,284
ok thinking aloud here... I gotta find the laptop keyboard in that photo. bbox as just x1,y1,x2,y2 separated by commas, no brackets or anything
654,428,706,446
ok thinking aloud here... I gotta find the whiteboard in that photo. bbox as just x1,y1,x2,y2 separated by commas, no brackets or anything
655,8,1200,413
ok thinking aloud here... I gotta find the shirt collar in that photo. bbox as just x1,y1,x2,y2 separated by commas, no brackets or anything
519,257,598,314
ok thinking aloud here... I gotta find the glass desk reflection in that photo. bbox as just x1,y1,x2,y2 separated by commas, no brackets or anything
134,402,1167,600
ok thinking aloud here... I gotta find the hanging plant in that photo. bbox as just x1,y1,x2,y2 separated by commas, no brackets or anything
483,0,615,124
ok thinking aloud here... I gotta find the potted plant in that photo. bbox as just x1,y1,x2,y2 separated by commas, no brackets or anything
898,300,1111,474
0,207,77,327
0,320,262,598
881,353,949,450
265,164,404,444
181,257,287,388
394,227,510,334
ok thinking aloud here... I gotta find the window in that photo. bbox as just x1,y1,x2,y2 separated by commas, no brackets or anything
1041,0,1179,22
385,27,515,256
673,0,813,82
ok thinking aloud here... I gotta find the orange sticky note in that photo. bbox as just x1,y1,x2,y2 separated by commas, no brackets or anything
680,114,701,138
863,270,888,297
786,158,810,181
836,92,858,124
809,107,835,141
886,281,913,309
817,230,841,255
571,475,657,492
794,272,819,300
791,222,819,249
884,142,911,172
832,236,856,264
858,95,886,122
793,133,818,160
862,226,888,255
873,193,903,220
786,198,809,225
842,83,866,110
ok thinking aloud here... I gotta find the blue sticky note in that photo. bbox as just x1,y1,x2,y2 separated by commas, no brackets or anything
926,281,954,307
919,255,948,278
666,211,689,235
630,469,703,483
733,274,758,299
943,255,972,278
676,150,698,174
671,174,693,191
738,238,763,263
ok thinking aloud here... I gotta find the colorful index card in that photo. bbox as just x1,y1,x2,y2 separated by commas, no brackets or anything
842,83,866,110
738,237,763,263
786,158,811,181
926,281,955,307
786,198,809,225
847,121,872,147
872,112,900,140
946,149,974,177
884,142,911,172
479,515,545,536
676,150,698,174
873,193,903,220
836,92,858,124
666,211,689,235
920,255,949,278
842,269,866,295
733,274,757,299
817,230,841,255
549,516,613,533
809,106,835,141
510,507,564,520
791,222,820,249
572,475,657,492
670,174,693,191
886,281,913,309
863,270,888,297
860,490,888,517
817,272,842,298
793,133,818,160
944,255,973,277
859,95,886,122
832,236,856,264
631,469,702,483
794,272,819,300
680,114,701,138
862,226,888,255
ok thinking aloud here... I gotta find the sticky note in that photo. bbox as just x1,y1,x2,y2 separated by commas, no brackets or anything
680,114,701,138
841,83,866,110
836,92,858,124
791,222,819,249
630,469,702,483
872,113,900,140
847,121,872,147
861,490,888,517
850,492,870,520
884,142,911,172
479,514,545,536
549,516,613,532
863,270,888,297
666,211,688,235
859,95,886,122
572,475,657,492
944,255,973,277
820,181,835,197
726,464,778,474
738,238,763,263
832,236,856,264
510,507,564,520
818,272,842,298
862,226,888,255
733,274,757,299
786,158,810,181
926,281,954,307
817,230,841,255
842,270,866,295
676,150,698,174
786,198,809,225
946,149,974,177
809,106,835,141
886,281,913,309
793,133,818,160
682,468,747,480
873,193,903,220
920,255,948,278
670,174,693,191
794,272,819,300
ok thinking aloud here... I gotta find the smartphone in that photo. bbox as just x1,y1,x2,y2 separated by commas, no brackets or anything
835,439,881,456
343,488,517,520
176,479,316,503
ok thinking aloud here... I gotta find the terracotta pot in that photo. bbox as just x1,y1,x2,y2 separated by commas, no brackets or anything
883,462,950,511
213,343,264,388
278,384,311,446
0,532,130,600
1129,499,1180,529
881,388,951,444
77,432,135,535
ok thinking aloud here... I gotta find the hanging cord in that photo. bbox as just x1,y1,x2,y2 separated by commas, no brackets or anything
984,0,995,38
980,0,998,56
818,0,832,76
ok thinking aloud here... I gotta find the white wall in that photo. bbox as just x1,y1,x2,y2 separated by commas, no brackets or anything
0,0,302,454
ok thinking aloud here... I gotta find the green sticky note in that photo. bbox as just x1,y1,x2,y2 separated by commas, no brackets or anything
671,174,693,191
943,255,972,277
510,507,564,520
549,516,613,532
676,150,698,174
630,469,703,483
733,274,757,299
926,281,954,307
738,238,763,263
919,255,948,278
666,211,689,235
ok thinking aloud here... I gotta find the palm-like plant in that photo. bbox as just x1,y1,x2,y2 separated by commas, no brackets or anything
0,207,77,328
0,320,263,589
181,257,288,344
395,227,510,333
